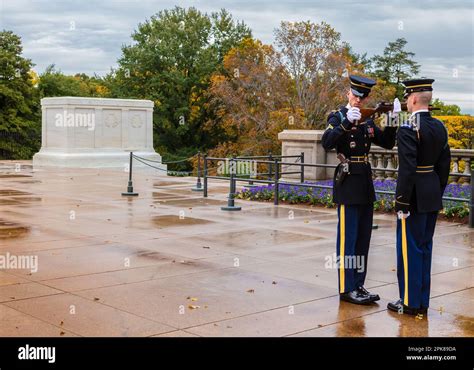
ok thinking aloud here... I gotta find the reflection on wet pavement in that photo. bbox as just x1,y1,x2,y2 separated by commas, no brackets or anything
0,219,30,239
0,189,33,196
151,215,214,227
0,174,32,179
158,198,224,207
0,160,472,337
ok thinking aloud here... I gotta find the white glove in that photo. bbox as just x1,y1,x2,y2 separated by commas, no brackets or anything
347,107,361,123
392,98,402,116
397,210,410,219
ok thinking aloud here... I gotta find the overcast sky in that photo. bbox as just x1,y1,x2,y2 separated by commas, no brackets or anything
1,0,473,113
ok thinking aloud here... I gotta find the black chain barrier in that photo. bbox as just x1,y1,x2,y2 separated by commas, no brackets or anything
121,150,471,227
202,153,473,226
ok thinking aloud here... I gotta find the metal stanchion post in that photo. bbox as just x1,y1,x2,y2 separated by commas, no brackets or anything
122,152,138,196
268,152,273,181
221,157,241,211
192,151,203,192
300,152,305,183
274,158,279,206
469,168,473,228
203,155,208,198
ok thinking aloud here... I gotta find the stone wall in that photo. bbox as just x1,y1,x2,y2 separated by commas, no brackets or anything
278,129,473,186
278,130,337,182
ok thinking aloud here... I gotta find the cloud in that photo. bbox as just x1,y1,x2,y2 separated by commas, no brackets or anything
1,0,472,113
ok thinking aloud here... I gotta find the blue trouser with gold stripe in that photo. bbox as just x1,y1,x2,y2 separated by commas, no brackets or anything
397,211,438,309
337,204,373,293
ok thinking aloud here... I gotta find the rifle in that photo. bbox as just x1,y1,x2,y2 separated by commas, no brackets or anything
359,102,440,122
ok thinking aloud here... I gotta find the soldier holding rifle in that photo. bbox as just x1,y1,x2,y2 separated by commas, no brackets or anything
322,75,399,305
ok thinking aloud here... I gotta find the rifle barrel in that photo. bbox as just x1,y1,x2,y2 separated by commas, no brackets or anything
359,102,439,121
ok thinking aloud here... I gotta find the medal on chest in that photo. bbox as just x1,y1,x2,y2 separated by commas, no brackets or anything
367,126,375,138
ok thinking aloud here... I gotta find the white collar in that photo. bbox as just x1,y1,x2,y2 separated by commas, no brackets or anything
410,109,429,118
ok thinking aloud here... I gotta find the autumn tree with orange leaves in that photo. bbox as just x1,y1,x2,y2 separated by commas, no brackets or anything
275,21,352,127
206,21,392,158
206,38,305,157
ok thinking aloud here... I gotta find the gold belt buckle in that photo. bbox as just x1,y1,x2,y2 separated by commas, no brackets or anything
350,156,367,163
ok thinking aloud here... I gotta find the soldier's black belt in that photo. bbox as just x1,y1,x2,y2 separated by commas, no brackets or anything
416,165,434,173
350,156,368,163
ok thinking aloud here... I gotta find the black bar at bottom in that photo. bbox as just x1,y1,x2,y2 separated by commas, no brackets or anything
0,337,471,368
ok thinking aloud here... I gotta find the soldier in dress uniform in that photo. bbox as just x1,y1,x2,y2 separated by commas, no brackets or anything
388,78,451,315
322,75,399,305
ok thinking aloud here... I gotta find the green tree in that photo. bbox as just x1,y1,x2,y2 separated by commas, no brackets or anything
38,65,83,97
38,65,109,98
105,7,251,159
431,98,462,116
343,42,371,72
371,38,420,98
0,30,40,159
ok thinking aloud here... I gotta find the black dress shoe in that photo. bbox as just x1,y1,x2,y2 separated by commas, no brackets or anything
340,290,373,305
357,286,380,302
387,299,420,316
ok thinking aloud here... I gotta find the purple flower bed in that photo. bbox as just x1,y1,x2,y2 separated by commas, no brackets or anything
238,179,470,219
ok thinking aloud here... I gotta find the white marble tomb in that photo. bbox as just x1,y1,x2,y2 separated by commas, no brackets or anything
33,97,167,172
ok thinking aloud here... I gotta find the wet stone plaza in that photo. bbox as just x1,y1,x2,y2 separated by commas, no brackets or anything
0,161,472,337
